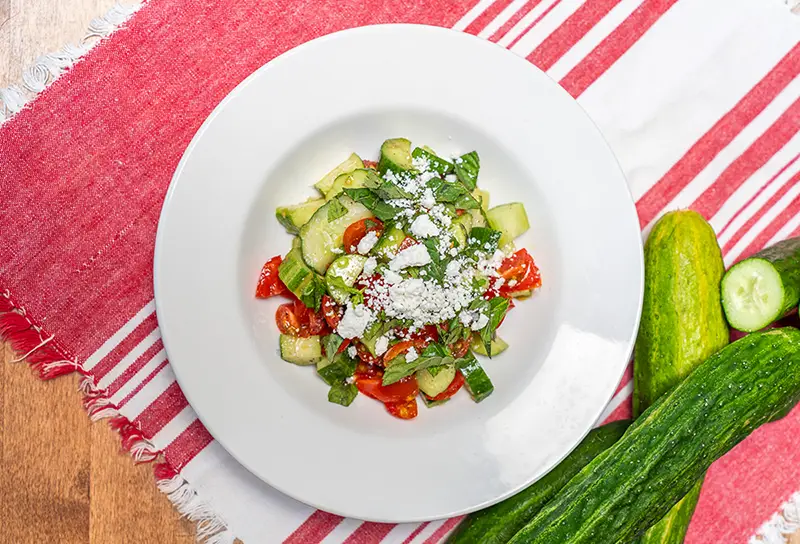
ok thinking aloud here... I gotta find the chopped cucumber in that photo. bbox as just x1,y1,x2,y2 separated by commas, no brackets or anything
449,222,468,248
722,238,800,331
371,225,406,261
276,198,326,234
420,395,450,408
472,188,490,212
325,254,367,304
417,365,456,397
299,195,373,274
469,206,488,228
411,147,454,175
487,203,530,248
470,334,508,357
278,248,326,310
460,355,494,402
326,169,381,200
314,153,364,196
378,138,414,174
279,334,322,365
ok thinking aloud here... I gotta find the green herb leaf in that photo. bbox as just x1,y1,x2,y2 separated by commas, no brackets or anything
480,297,511,358
465,227,502,260
326,275,364,305
421,238,448,283
328,382,358,406
382,343,465,385
375,180,412,201
322,334,345,362
317,352,357,386
299,274,327,311
412,147,454,176
327,199,349,222
427,364,445,377
342,188,399,222
454,151,480,191
432,180,469,203
453,191,480,210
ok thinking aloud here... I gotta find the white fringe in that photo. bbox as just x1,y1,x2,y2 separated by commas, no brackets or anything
0,2,142,125
157,474,237,544
750,491,800,544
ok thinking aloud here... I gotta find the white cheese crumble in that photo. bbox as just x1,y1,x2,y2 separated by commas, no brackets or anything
410,214,440,238
336,303,374,339
471,313,489,331
384,269,403,284
420,187,436,209
375,335,389,356
389,244,431,271
406,347,419,362
445,174,457,183
362,256,377,277
459,311,474,327
347,345,357,359
357,230,379,255
331,247,344,254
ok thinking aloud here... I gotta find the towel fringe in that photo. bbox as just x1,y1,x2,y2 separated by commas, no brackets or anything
0,2,142,125
0,289,233,542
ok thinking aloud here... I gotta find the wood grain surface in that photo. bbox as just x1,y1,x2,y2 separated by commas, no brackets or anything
0,1,798,543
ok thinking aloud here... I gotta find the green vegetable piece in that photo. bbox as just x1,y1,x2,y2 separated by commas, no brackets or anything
417,364,456,397
382,343,460,386
314,153,364,196
326,198,349,222
479,297,511,357
486,203,530,248
322,334,345,363
458,353,494,402
342,188,399,222
279,334,322,366
277,248,326,310
412,147,454,175
317,352,357,386
328,382,358,406
454,151,479,190
448,420,631,544
276,198,326,234
378,138,415,174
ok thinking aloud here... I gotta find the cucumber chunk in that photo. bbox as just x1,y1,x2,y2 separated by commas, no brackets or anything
472,188,490,212
314,153,364,196
487,203,530,248
299,195,373,274
278,248,326,310
276,198,326,234
325,254,367,304
378,138,414,174
371,225,406,261
460,356,494,402
469,206,488,228
449,222,468,248
325,169,381,200
471,334,508,357
417,365,456,397
279,334,322,365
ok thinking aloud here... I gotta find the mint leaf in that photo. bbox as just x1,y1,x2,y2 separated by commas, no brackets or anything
327,199,348,222
412,147,454,176
322,334,344,362
480,297,511,357
465,227,501,260
299,274,327,311
422,238,447,283
343,188,399,221
317,352,356,386
328,382,358,406
382,343,459,385
326,275,364,305
454,151,479,191
453,191,480,210
375,181,412,201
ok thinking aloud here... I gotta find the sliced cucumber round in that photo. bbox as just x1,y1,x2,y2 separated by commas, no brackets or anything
721,258,786,332
325,254,367,304
417,365,456,397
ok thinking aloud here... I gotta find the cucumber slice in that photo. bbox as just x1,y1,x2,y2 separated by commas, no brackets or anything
417,365,456,397
278,248,326,310
325,169,380,200
325,254,367,304
470,334,508,357
487,203,530,248
371,225,406,261
454,211,474,232
472,188,490,212
469,206,488,228
722,238,800,332
449,222,468,248
411,147,454,175
299,195,373,274
460,356,494,402
279,334,322,365
378,138,414,174
314,153,364,196
276,198,326,234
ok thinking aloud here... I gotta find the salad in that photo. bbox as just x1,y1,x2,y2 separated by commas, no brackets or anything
255,138,542,419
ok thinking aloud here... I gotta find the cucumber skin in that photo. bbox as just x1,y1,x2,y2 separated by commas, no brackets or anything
632,211,729,544
724,237,800,330
507,328,800,544
447,420,630,544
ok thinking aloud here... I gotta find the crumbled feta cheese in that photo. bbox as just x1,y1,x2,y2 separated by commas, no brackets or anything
429,204,452,227
406,347,419,362
445,174,457,183
384,269,403,284
332,247,344,254
410,214,440,238
362,256,377,277
347,345,357,359
357,230,379,255
471,313,489,330
445,259,462,279
375,336,389,356
389,244,432,271
449,247,459,257
336,303,374,339
420,187,436,209
459,311,474,327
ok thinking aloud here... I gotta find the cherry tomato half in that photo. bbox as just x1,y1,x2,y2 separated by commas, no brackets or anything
383,340,414,364
321,295,343,330
497,249,542,295
426,370,465,402
449,337,471,359
275,303,302,335
356,341,382,366
255,256,288,298
343,218,384,254
385,397,418,419
355,373,419,403
275,300,330,337
362,159,379,170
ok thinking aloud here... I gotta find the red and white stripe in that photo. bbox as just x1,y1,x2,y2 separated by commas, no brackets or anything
59,0,800,542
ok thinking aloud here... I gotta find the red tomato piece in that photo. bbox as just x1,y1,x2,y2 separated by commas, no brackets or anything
356,341,382,366
449,337,471,359
398,236,418,252
497,249,542,295
426,370,465,402
276,300,330,337
383,340,414,364
343,218,384,254
409,325,438,351
355,373,419,403
255,256,288,298
321,295,342,330
275,303,301,335
385,397,418,419
363,159,379,170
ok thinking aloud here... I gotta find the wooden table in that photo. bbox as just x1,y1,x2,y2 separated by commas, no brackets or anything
1,1,798,543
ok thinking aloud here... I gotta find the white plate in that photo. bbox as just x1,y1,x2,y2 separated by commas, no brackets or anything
154,24,643,523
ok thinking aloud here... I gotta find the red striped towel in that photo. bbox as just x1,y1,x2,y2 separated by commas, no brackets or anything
1,0,799,542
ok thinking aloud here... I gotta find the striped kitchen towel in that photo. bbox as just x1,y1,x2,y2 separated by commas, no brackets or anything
1,0,799,542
